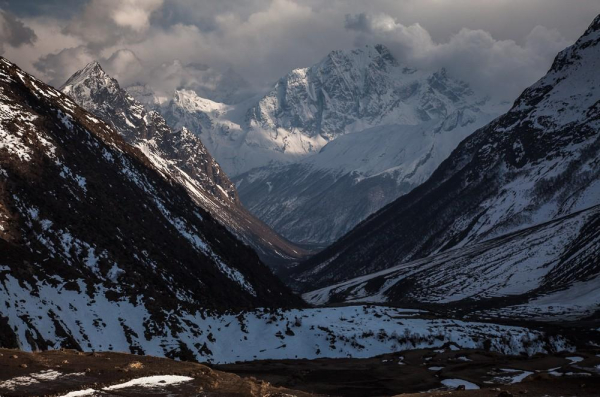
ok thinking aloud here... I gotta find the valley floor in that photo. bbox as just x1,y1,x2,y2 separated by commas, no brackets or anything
1,347,600,396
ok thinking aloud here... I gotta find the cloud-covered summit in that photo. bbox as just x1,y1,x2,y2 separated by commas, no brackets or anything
2,0,599,102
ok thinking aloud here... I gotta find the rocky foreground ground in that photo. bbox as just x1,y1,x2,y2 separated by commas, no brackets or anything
1,347,600,396
0,348,312,396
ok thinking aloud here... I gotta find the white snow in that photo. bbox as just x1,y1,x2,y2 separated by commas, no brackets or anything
440,378,480,390
303,205,600,321
0,275,567,364
104,375,194,390
0,370,84,391
489,368,533,384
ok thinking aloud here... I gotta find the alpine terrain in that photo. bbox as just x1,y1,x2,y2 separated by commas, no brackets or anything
0,56,302,354
135,44,506,245
0,56,567,367
295,15,600,321
60,62,309,268
1,3,600,395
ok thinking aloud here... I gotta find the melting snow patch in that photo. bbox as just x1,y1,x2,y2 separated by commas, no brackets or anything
441,378,479,390
489,368,533,384
429,366,444,371
0,370,84,390
566,356,584,364
104,375,193,390
59,389,96,397
57,375,193,397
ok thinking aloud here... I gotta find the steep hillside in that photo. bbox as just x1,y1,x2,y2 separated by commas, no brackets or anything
0,56,304,353
304,205,600,321
290,14,600,289
61,62,309,268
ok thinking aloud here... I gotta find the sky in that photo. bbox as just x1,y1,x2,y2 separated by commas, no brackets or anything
0,0,599,102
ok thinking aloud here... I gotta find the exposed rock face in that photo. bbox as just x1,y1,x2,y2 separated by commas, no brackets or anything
154,44,504,245
290,15,600,291
0,56,303,354
61,62,309,268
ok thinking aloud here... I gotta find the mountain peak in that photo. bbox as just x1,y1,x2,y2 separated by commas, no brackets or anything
584,13,600,35
60,61,113,92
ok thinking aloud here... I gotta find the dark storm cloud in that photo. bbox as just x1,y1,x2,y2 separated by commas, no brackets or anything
344,13,373,33
0,9,36,52
0,0,86,18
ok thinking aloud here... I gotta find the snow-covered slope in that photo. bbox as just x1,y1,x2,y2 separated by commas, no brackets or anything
0,57,573,365
150,44,504,244
0,56,302,337
0,278,568,362
61,63,309,268
235,110,499,244
290,14,600,289
304,205,600,321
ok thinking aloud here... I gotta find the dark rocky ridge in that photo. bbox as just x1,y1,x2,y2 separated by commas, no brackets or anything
0,56,303,336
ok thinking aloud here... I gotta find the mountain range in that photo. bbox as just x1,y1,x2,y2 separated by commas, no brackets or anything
293,15,600,320
60,62,309,269
130,44,506,245
0,56,304,352
0,11,599,375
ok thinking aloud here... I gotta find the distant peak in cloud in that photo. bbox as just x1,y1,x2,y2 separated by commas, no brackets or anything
344,12,572,100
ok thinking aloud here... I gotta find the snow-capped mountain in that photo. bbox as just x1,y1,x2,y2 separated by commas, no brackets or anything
0,56,301,323
234,109,500,245
290,15,600,291
61,62,309,268
4,57,556,360
138,44,504,244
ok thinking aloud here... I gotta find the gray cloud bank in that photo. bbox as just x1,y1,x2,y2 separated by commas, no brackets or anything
0,10,36,52
2,0,599,102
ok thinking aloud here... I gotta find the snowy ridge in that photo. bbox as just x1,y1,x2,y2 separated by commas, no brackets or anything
61,62,238,206
61,62,310,268
153,44,504,244
303,205,600,321
291,14,600,288
235,108,500,244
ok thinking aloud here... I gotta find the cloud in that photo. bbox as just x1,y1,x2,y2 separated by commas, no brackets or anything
3,1,599,102
345,12,572,100
63,0,164,47
0,10,36,53
34,45,95,85
104,48,144,86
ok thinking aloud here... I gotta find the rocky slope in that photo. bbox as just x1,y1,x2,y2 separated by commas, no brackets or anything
290,15,600,290
304,205,600,321
61,62,309,268
1,57,565,362
147,44,504,245
234,111,499,245
0,56,303,353
0,348,314,396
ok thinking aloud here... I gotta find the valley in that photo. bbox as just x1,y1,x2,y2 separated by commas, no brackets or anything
0,4,599,396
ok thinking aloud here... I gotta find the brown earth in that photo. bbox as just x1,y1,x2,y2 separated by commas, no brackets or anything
216,348,600,397
0,348,316,396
